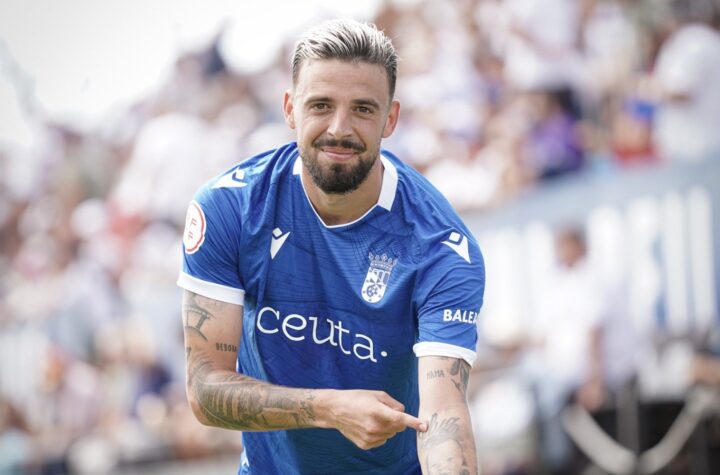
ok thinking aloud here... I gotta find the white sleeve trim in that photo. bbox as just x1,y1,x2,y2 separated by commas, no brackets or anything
413,341,476,367
177,271,245,306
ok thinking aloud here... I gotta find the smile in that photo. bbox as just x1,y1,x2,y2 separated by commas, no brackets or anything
321,148,358,162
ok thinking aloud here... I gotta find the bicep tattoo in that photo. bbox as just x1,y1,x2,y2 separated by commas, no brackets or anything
427,369,445,380
425,358,470,397
449,359,470,398
182,292,231,341
182,295,214,341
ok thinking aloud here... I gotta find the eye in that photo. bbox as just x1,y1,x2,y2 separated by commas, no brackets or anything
355,106,372,114
311,103,329,111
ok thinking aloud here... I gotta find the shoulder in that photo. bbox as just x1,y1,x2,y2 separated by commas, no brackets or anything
660,25,720,63
383,150,480,242
383,150,484,268
383,150,455,219
192,142,299,209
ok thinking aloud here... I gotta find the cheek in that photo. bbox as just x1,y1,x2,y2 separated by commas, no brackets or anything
297,118,325,139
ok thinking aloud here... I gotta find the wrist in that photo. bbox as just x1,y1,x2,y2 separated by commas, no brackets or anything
312,389,340,429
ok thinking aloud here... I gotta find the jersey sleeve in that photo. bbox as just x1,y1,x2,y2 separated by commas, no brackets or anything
413,233,485,366
176,187,245,305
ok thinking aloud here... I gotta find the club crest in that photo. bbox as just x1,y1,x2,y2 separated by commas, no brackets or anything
361,253,398,303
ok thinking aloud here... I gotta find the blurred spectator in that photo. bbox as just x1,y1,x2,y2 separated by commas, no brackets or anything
578,0,642,102
522,90,585,181
608,96,657,165
0,398,35,475
501,0,582,92
523,228,612,472
692,329,720,386
652,0,720,162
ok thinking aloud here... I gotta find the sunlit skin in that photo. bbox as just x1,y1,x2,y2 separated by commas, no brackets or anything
426,439,467,475
283,59,400,225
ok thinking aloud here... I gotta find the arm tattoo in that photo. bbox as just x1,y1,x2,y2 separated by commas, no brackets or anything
187,350,318,431
427,369,445,380
183,291,317,431
216,343,238,353
449,360,470,398
182,294,215,341
419,413,471,475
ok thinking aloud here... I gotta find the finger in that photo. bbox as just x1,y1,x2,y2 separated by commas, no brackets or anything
375,391,405,412
380,407,428,433
398,412,427,432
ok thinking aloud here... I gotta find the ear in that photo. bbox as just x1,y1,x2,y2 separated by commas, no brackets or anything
283,90,296,129
382,100,401,138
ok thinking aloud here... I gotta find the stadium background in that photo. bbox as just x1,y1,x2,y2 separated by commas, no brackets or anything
1,0,719,473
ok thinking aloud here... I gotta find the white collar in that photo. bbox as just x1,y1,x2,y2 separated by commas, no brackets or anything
292,152,397,212
293,153,398,229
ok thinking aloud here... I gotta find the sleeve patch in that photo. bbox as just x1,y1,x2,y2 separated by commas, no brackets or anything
183,200,206,254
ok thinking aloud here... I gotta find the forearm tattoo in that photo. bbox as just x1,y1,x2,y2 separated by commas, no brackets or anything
189,359,318,430
183,292,317,431
419,413,472,475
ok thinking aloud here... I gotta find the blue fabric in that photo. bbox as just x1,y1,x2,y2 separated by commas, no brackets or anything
181,142,484,474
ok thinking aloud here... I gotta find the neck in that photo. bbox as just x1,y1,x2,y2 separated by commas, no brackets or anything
301,157,384,226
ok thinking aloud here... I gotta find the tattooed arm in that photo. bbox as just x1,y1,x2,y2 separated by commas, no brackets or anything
182,290,425,445
182,289,320,430
417,356,478,475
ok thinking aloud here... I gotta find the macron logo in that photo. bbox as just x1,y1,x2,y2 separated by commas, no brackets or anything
442,232,471,263
270,227,290,259
212,168,247,189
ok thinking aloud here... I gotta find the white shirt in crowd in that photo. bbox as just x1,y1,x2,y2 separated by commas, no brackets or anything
502,0,581,90
654,24,720,162
530,258,604,389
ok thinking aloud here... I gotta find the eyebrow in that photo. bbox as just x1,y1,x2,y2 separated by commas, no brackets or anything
303,96,381,110
352,98,381,110
304,95,333,105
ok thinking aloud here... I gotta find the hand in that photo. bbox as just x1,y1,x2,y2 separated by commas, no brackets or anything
325,390,427,450
577,378,606,412
691,355,720,385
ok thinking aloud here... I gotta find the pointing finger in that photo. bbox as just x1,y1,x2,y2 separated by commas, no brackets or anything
399,413,427,432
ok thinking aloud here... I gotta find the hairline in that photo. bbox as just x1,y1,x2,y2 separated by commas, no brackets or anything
291,20,398,100
291,58,395,103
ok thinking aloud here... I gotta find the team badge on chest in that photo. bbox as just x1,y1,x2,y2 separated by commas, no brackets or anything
361,253,398,303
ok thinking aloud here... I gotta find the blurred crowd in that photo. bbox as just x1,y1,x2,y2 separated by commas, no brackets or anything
1,0,720,473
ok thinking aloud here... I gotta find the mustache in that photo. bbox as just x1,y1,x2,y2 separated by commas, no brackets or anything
313,138,365,153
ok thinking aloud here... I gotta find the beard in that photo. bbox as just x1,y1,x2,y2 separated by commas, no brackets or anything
299,137,378,195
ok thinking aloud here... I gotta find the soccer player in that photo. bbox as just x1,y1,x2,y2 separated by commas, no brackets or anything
178,19,485,475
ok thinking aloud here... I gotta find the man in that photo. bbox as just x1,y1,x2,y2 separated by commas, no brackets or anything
178,19,484,475
652,0,720,162
525,227,610,472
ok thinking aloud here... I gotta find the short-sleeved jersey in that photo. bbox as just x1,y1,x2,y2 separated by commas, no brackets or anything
178,142,485,475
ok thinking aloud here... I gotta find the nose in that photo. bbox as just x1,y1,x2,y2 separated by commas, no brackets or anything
327,109,352,139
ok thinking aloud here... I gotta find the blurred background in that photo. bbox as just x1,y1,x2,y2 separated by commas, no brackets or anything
1,0,719,473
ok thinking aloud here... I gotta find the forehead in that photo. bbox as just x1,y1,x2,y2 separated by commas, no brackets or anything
294,59,391,102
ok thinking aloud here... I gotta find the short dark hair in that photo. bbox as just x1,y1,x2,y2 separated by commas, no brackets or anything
291,19,398,98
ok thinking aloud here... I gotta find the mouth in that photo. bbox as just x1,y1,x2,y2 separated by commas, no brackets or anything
313,138,364,163
320,147,358,162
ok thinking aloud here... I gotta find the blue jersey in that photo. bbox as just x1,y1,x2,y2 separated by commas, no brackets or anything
178,142,485,475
